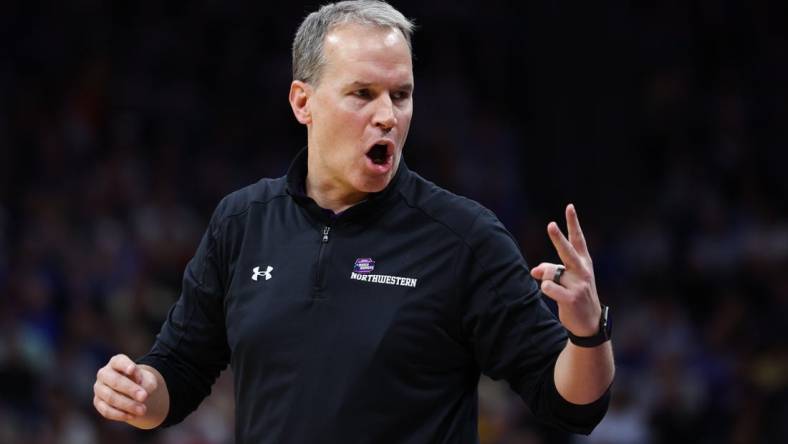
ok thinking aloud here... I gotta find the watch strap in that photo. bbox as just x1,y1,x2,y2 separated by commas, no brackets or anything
566,305,611,348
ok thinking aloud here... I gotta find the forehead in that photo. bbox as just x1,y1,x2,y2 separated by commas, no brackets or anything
320,23,413,86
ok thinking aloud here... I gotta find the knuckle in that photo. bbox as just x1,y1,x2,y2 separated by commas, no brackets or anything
100,370,115,386
123,381,137,395
113,354,129,367
97,384,111,401
96,399,106,416
106,391,120,407
98,402,111,419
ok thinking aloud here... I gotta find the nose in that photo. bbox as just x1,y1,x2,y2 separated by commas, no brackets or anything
372,94,397,132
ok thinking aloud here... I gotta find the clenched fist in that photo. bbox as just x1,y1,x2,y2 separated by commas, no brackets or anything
93,354,169,429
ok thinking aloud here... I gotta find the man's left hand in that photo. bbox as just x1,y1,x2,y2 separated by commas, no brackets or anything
530,204,602,337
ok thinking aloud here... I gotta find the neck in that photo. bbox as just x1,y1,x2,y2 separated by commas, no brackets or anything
304,173,367,214
305,147,368,213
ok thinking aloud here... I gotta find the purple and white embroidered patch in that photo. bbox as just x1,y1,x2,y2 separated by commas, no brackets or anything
353,258,375,274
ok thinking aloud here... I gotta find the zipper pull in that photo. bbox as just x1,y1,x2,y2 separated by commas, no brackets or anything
322,226,331,243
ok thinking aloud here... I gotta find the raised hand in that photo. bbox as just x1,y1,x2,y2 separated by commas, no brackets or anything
530,204,602,337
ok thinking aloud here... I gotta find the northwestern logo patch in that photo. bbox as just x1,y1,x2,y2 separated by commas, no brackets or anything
353,258,375,274
350,258,417,288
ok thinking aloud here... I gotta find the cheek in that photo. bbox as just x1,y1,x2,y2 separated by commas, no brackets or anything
397,105,413,125
333,96,366,118
323,103,364,136
313,95,361,128
397,110,413,141
315,111,360,153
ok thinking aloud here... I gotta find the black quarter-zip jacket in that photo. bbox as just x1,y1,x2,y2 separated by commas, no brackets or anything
138,148,610,443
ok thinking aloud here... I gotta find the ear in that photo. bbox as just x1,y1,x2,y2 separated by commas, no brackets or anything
289,80,312,125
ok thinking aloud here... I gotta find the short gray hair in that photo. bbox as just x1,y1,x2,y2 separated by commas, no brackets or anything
292,0,415,84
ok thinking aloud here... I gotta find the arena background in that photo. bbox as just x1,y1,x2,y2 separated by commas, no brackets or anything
2,1,787,443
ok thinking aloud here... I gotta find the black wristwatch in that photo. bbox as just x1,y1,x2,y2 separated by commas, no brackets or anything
566,305,612,347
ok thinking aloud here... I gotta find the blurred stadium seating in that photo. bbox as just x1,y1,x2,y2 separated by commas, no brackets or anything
1,1,787,443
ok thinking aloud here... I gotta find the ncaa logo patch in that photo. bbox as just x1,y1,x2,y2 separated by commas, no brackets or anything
353,258,375,274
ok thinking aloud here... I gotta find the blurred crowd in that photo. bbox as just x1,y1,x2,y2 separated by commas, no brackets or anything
1,1,787,443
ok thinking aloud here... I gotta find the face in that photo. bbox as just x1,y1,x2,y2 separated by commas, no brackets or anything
291,23,414,197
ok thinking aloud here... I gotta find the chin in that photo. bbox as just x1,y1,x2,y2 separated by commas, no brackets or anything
355,174,392,193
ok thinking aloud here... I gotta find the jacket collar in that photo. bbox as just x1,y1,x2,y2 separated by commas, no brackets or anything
285,147,409,225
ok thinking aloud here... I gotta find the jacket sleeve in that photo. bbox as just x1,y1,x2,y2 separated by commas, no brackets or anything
460,208,609,434
136,202,231,427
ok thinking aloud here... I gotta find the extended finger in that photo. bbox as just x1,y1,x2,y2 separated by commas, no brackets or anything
95,382,147,416
94,396,133,422
566,204,589,257
98,366,148,402
547,221,582,270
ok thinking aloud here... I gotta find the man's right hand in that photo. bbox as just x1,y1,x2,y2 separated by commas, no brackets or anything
93,354,169,429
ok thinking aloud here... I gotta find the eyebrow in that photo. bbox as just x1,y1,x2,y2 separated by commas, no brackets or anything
346,81,414,92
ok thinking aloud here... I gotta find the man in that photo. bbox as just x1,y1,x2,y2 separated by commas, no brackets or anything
93,1,614,441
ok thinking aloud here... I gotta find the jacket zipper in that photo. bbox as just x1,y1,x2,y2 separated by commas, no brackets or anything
314,225,331,293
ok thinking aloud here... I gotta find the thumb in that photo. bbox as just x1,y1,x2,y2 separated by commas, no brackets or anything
530,263,546,280
128,365,143,385
138,367,159,394
530,262,556,281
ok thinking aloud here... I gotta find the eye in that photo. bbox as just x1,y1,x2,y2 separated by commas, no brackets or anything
353,89,372,99
391,90,411,102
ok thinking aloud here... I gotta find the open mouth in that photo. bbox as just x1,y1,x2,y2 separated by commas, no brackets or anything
366,143,390,165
